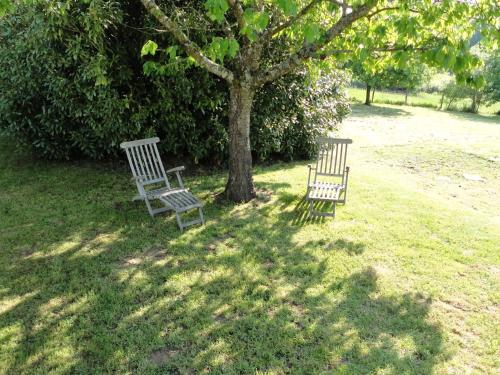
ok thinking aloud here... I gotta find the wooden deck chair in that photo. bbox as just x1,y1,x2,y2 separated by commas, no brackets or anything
306,137,352,218
120,137,204,231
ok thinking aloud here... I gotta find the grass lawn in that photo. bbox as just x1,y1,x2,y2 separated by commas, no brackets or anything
348,87,500,115
1,104,499,374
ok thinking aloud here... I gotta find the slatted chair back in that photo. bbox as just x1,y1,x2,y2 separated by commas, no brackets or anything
313,137,352,185
120,137,170,195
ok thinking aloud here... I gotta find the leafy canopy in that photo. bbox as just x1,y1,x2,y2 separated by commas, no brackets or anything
4,1,497,85
183,0,498,84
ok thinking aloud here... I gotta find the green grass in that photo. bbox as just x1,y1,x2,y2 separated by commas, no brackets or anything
348,87,500,115
1,104,499,374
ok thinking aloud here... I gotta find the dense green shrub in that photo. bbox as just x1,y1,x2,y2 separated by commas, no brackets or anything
252,73,350,162
0,1,349,163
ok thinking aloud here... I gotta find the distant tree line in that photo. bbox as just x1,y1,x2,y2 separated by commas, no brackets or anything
349,49,499,114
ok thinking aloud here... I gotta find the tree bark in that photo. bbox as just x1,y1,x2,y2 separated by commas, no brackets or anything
471,91,481,113
365,84,372,105
405,89,409,105
447,97,455,110
225,82,256,202
476,92,482,113
471,92,477,113
439,91,445,110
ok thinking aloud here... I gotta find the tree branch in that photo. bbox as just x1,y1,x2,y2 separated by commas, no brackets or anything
372,45,429,53
366,7,419,19
267,0,323,38
227,0,246,31
315,44,430,59
140,0,234,83
255,2,375,86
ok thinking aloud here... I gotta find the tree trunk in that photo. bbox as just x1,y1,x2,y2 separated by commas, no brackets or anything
439,92,445,110
447,97,455,110
365,84,371,105
471,92,477,113
225,82,256,202
471,91,481,114
475,92,482,113
405,89,409,105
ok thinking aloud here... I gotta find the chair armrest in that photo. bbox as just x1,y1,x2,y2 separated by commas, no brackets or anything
166,166,185,189
166,166,185,174
307,164,315,190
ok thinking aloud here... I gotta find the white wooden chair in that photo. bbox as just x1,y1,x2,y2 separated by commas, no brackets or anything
120,137,204,231
306,137,352,217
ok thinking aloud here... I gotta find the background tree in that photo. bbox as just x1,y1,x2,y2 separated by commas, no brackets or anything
441,81,472,111
349,56,431,105
396,65,432,105
440,49,498,113
482,50,500,110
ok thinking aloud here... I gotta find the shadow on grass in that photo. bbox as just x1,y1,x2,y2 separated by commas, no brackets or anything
0,141,444,374
447,110,500,125
277,193,353,227
350,103,413,119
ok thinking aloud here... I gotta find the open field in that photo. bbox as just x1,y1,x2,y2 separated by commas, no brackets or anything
1,104,499,374
349,87,500,115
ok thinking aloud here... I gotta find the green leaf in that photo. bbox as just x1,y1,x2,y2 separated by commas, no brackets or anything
374,25,387,36
326,1,339,12
243,9,269,32
227,39,239,58
240,26,258,42
444,53,456,69
166,46,178,60
435,48,446,65
142,61,158,76
95,75,108,86
473,75,485,89
141,40,158,57
304,23,320,44
255,12,270,31
277,0,297,16
207,37,239,62
204,0,229,23
0,0,13,16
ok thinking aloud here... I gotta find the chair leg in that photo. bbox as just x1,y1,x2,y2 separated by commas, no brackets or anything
339,189,347,205
144,198,155,217
308,199,338,218
175,212,183,232
199,208,205,225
